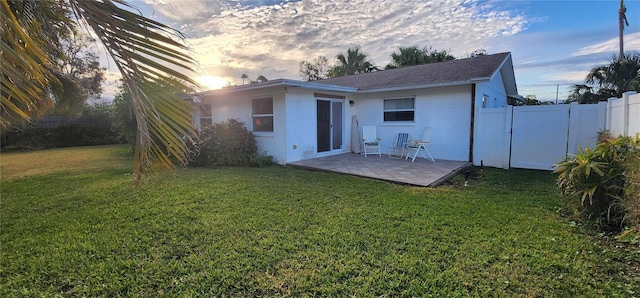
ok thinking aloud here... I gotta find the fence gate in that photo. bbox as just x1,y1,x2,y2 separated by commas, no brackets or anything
474,99,620,171
509,105,570,170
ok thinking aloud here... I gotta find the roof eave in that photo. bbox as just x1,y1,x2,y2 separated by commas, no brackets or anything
199,79,358,96
496,53,519,95
281,79,359,93
356,78,491,93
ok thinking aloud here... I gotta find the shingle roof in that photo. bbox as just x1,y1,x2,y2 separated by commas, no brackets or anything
314,52,511,90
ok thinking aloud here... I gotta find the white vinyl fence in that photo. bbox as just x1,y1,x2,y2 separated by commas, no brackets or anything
607,92,640,137
473,92,638,171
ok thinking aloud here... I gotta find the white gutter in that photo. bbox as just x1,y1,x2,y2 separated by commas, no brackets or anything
199,79,358,96
280,79,359,92
356,78,491,93
199,75,494,96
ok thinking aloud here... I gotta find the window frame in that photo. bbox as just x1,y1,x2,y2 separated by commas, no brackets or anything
199,103,213,127
383,97,415,122
482,94,490,108
252,97,274,132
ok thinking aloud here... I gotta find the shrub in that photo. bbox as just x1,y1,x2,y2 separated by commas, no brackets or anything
555,135,640,232
1,124,56,151
189,119,274,167
53,125,121,147
188,125,215,167
248,152,277,167
623,149,640,234
1,104,123,150
210,119,257,166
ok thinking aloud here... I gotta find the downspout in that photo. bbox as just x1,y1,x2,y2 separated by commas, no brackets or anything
469,84,476,162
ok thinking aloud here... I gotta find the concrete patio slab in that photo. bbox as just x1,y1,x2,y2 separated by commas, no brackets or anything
288,153,470,187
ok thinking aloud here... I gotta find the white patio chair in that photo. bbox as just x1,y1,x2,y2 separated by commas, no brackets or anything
406,127,435,162
362,126,381,157
389,132,409,159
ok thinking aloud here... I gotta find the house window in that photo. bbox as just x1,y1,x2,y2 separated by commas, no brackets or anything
482,94,490,108
252,97,273,132
200,103,212,127
383,98,414,121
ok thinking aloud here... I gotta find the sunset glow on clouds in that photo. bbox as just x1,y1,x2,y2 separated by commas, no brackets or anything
98,0,639,102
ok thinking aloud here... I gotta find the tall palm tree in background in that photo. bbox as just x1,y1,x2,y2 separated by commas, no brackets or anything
388,46,424,69
1,0,200,185
619,0,629,58
385,46,455,69
329,47,377,78
568,52,640,103
241,73,248,85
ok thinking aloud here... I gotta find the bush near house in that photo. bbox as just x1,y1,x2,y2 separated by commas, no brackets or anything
556,134,640,233
190,118,275,167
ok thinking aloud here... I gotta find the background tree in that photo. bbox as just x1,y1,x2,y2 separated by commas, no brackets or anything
52,33,105,119
2,0,200,185
328,47,378,78
520,94,542,105
299,56,330,81
247,75,268,84
568,52,640,103
112,82,136,146
255,75,268,83
241,73,248,85
385,46,455,69
470,48,488,57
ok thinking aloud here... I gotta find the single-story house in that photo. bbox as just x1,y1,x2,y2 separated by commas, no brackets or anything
194,52,520,164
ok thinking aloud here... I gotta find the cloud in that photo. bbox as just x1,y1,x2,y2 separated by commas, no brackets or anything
485,25,639,100
573,32,640,57
91,0,639,102
148,0,528,84
140,0,223,23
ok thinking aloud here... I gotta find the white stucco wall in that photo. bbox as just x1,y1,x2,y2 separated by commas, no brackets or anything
352,85,473,161
198,87,354,165
284,88,319,162
475,72,507,108
195,71,509,164
284,88,353,163
198,88,289,164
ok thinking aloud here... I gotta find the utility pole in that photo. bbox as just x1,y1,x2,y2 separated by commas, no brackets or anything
619,0,629,58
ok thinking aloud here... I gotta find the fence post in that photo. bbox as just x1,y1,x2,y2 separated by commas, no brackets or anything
625,92,640,135
622,93,631,136
622,91,638,136
503,106,512,169
597,101,607,132
567,102,579,155
607,96,622,136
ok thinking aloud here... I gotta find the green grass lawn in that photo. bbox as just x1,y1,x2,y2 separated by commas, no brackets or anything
1,146,638,296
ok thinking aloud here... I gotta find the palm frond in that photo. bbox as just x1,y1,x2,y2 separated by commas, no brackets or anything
0,0,56,127
69,0,200,185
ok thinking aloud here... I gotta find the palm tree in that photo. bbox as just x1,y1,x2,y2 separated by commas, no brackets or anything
388,46,425,69
241,73,248,85
1,0,200,185
619,0,629,58
568,52,640,103
385,46,455,69
329,47,378,78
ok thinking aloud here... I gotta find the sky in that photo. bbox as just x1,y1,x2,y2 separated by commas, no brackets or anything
98,0,640,103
